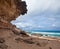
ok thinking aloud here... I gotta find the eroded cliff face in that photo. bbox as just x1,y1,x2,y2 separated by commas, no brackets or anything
0,0,27,22
0,0,30,49
0,0,27,32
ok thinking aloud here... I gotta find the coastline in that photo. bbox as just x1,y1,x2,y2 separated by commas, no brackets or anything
29,31,60,37
0,29,60,49
28,32,60,41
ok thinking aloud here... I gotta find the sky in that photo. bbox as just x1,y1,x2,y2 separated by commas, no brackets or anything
12,0,60,31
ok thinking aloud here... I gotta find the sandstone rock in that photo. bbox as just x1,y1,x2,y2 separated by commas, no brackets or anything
0,0,27,22
0,0,27,34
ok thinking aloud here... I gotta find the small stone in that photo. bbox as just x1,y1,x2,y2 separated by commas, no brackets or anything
36,43,41,46
0,43,8,49
49,47,52,49
0,38,5,43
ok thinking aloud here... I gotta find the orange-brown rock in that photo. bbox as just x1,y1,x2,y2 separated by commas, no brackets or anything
0,0,27,33
0,0,27,22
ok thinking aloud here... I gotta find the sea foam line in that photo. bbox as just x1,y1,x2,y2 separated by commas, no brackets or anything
31,32,60,35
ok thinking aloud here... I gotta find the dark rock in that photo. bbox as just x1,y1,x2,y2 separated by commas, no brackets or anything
23,39,35,44
15,37,23,42
13,30,20,35
0,43,8,49
20,31,29,37
36,43,41,46
32,34,43,37
0,38,5,43
49,47,52,49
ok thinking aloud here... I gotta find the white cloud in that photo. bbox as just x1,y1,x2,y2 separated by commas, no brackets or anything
12,0,60,30
52,24,56,27
13,22,33,28
12,21,44,29
22,0,60,13
48,17,56,21
37,25,44,28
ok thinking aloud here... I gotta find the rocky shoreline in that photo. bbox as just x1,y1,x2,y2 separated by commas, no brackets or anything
0,0,60,49
0,29,60,49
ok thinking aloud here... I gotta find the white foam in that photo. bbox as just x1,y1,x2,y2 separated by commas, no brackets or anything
31,31,60,35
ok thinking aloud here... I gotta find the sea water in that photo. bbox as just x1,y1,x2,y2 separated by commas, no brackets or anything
31,31,60,37
25,30,60,37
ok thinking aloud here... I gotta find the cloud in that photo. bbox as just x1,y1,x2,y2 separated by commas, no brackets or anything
22,0,60,14
48,17,56,21
12,22,32,28
12,0,60,31
52,24,56,27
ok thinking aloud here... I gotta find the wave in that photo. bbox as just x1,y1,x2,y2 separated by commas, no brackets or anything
31,31,60,37
31,31,60,34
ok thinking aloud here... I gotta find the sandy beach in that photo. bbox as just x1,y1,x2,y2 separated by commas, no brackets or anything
0,29,60,49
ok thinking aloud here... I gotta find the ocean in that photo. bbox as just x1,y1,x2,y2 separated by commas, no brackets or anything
26,30,60,37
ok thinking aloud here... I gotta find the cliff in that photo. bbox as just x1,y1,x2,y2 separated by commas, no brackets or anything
0,0,27,33
0,0,27,22
0,0,31,49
